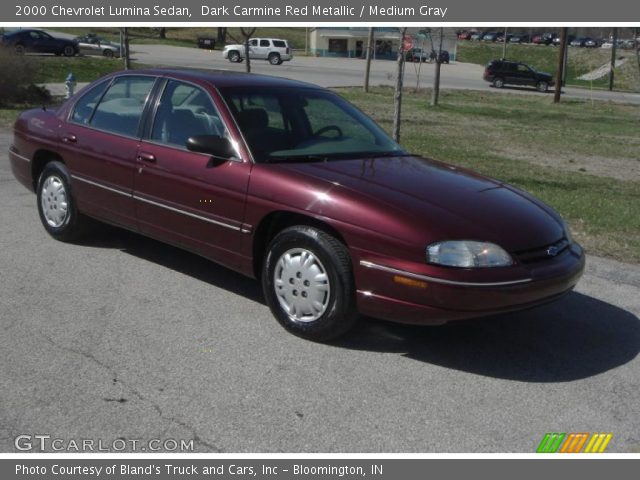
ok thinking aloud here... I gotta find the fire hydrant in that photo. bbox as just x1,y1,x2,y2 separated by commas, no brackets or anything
65,72,76,99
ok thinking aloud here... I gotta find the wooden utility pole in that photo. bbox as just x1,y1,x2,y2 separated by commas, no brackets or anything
553,28,568,103
122,28,131,70
364,28,374,92
392,28,408,142
502,27,508,59
609,27,618,91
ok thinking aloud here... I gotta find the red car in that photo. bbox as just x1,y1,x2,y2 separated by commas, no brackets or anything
9,69,585,341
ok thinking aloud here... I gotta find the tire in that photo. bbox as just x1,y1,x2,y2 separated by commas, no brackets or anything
536,81,549,93
103,49,114,58
14,44,25,55
492,77,505,88
262,226,358,341
36,161,87,242
268,52,281,65
228,51,241,63
63,45,75,57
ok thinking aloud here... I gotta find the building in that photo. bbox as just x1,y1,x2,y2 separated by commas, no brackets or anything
309,27,459,61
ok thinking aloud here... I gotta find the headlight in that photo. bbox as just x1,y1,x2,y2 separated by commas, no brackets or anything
426,241,513,268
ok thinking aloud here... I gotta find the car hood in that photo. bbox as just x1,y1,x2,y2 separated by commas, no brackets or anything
277,155,564,252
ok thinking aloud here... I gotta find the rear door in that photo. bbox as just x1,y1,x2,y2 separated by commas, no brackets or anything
64,75,157,229
133,78,251,270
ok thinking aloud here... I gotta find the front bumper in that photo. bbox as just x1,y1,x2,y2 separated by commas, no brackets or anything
354,243,585,325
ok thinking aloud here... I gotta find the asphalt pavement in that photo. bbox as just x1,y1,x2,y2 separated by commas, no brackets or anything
1,129,639,452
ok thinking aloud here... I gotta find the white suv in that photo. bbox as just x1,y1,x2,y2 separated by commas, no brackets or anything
223,38,293,65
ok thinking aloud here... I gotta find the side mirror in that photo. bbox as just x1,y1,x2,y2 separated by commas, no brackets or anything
186,135,235,159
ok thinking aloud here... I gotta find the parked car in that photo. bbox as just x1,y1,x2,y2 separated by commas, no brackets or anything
571,37,599,47
74,33,121,58
483,59,555,92
482,32,500,42
552,34,575,46
470,32,484,41
457,31,472,40
405,48,430,62
223,38,292,65
0,29,78,56
584,38,600,48
8,69,584,341
496,33,513,43
430,50,450,64
532,33,556,45
509,33,530,44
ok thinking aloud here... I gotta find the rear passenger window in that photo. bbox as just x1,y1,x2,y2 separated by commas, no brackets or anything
151,80,227,148
90,76,155,137
273,40,286,48
71,80,109,125
260,40,270,47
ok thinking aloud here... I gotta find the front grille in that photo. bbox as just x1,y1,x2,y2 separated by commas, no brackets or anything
514,238,570,264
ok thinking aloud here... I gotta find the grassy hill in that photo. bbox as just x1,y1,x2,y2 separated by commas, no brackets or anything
457,41,640,92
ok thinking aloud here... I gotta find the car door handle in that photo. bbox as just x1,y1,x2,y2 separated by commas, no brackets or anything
137,152,156,163
61,133,77,144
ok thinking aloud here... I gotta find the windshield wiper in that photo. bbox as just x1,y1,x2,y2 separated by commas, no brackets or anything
265,155,330,164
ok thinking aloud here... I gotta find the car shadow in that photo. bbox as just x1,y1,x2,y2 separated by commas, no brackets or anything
334,293,640,382
77,225,640,383
492,85,554,94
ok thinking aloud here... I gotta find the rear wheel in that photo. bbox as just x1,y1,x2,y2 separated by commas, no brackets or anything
62,45,75,57
262,226,358,341
14,44,25,55
103,49,114,58
536,80,549,92
228,50,241,62
492,77,505,88
268,52,281,65
36,161,88,242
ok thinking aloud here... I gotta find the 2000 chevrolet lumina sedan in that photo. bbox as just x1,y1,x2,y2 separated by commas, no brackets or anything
9,69,585,341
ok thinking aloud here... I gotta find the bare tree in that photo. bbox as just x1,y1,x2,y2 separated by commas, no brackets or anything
363,28,374,92
217,27,227,45
392,27,408,143
431,27,444,106
158,28,167,39
609,27,618,91
635,28,640,78
411,31,429,92
227,28,257,73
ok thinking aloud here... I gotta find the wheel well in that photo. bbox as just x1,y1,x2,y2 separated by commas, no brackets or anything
31,150,64,190
252,211,347,278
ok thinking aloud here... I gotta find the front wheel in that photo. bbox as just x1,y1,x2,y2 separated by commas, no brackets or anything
536,80,549,92
262,226,358,341
228,51,241,63
14,44,25,55
103,49,114,58
62,45,75,57
37,161,87,242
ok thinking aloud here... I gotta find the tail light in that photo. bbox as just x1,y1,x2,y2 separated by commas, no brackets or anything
286,47,290,54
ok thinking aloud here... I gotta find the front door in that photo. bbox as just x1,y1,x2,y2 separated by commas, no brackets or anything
133,79,251,270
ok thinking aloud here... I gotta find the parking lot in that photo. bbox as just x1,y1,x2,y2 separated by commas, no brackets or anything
1,128,640,452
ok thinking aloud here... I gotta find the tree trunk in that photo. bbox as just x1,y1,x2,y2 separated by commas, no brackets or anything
554,28,568,103
217,27,227,45
392,28,408,142
122,28,131,70
364,28,374,92
431,28,444,106
158,28,166,39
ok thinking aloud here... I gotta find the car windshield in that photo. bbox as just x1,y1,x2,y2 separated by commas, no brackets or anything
219,86,406,163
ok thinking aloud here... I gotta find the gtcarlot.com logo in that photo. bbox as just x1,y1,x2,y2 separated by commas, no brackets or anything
14,434,194,452
536,433,613,453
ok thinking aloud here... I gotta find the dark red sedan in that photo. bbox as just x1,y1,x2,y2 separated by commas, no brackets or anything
9,69,585,341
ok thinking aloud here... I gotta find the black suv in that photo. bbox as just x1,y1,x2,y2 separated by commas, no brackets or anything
483,59,554,92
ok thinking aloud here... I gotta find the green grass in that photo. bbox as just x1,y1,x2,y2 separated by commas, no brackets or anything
16,55,126,83
457,41,640,92
50,27,309,50
337,87,640,263
0,108,22,128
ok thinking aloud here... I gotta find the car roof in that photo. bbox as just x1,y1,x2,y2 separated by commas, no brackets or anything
112,68,320,89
